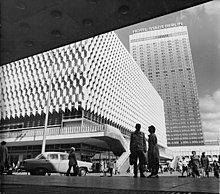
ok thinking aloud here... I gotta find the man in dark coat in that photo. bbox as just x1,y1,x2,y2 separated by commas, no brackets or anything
0,141,9,174
107,159,115,177
190,151,200,178
130,123,147,178
66,147,78,176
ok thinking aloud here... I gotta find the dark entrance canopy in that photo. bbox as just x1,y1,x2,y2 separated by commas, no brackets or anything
1,0,212,65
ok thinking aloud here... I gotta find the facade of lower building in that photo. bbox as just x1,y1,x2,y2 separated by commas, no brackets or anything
0,32,172,170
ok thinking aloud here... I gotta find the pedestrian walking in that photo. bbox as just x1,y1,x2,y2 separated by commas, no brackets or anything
108,159,114,177
147,125,160,178
200,152,209,177
187,162,193,177
168,160,174,174
0,141,9,175
213,160,219,178
130,123,147,178
190,151,200,178
178,158,183,173
181,157,188,176
159,164,163,174
100,160,107,177
114,160,118,175
66,147,78,176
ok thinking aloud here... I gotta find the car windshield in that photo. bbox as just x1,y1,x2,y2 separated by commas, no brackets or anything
35,154,46,159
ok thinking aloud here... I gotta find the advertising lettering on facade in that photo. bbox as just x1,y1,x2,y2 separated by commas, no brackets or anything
132,22,183,34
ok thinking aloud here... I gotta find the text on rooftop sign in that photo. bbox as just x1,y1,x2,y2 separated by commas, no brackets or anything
132,22,183,34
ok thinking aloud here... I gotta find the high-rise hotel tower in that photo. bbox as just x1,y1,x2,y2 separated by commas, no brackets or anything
129,23,204,146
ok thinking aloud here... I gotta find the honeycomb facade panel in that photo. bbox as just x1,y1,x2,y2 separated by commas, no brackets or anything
1,32,167,148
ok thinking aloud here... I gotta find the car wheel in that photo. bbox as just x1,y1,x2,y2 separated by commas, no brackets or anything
34,168,47,176
78,168,87,176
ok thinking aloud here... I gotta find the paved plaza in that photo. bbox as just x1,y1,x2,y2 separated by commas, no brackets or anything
1,172,219,194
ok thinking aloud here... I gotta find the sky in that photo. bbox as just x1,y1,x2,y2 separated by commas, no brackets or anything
115,0,220,141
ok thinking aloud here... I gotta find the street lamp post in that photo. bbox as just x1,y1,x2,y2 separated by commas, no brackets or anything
41,51,54,153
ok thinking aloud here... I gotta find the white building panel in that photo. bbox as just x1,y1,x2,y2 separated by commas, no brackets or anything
1,32,167,148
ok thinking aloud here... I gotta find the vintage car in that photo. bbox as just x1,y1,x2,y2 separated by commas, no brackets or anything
23,152,93,176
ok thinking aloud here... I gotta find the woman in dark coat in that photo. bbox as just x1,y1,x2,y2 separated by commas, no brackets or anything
147,125,160,178
200,152,209,177
66,147,78,176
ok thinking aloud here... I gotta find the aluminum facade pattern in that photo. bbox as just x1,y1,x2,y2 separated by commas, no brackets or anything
0,32,167,147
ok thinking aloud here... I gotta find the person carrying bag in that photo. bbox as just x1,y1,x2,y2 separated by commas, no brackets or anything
130,123,147,178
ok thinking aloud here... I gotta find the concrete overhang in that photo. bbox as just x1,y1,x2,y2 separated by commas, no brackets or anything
1,0,212,65
3,124,127,156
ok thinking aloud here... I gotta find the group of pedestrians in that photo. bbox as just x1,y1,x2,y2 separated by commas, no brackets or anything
65,123,160,178
130,124,159,178
99,159,115,177
1,128,220,179
178,151,219,179
129,123,220,179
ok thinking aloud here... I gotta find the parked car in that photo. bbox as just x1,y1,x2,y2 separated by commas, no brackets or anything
23,152,93,176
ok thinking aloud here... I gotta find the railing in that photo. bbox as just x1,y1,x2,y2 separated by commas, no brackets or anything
0,125,106,140
60,125,105,134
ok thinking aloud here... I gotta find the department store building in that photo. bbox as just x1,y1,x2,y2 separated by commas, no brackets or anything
0,32,172,172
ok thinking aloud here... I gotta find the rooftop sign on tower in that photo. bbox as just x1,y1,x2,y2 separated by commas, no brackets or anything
132,22,183,34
